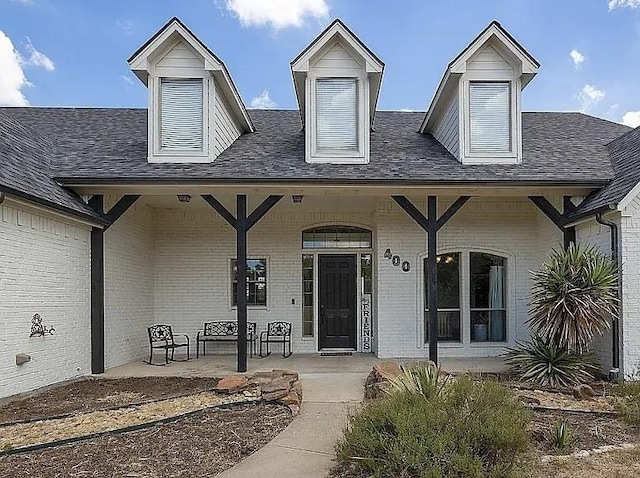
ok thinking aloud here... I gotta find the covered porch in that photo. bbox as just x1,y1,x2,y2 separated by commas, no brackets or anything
81,185,593,375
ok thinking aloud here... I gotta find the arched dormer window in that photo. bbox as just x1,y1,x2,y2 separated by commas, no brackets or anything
302,226,372,249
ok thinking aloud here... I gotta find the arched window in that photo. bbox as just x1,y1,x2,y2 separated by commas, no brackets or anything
424,251,507,344
302,226,372,249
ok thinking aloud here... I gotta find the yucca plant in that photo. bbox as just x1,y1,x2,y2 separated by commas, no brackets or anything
504,336,597,388
387,363,450,400
549,419,574,451
528,243,618,354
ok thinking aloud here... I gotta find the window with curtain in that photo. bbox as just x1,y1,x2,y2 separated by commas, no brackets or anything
424,253,461,342
315,78,358,152
160,78,204,151
231,258,267,307
470,253,506,342
469,81,511,154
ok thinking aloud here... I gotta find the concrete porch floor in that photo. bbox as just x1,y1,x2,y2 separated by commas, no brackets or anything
101,353,508,379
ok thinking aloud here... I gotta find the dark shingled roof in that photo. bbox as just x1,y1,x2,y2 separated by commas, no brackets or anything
0,108,630,186
568,126,640,219
0,106,638,222
0,110,105,223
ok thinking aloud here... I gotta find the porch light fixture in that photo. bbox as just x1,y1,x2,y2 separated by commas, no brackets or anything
292,195,304,204
177,194,192,203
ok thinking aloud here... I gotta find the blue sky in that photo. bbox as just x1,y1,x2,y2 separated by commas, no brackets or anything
1,0,639,126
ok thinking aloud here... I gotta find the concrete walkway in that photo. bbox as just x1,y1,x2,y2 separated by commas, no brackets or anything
216,370,364,478
102,354,507,478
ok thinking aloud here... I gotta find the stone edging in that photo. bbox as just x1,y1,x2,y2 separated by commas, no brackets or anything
541,442,639,463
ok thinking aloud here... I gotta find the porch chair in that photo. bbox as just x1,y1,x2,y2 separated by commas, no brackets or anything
147,324,190,366
259,321,293,358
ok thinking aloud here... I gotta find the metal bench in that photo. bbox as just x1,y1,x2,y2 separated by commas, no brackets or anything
260,321,293,358
196,321,257,358
147,324,190,366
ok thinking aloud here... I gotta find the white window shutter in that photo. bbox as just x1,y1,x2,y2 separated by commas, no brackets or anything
160,79,204,151
469,82,511,154
316,79,358,151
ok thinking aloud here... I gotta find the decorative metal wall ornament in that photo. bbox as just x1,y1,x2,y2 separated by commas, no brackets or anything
30,314,55,337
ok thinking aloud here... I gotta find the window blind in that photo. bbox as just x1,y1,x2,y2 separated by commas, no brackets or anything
316,78,358,151
469,82,511,153
160,78,204,151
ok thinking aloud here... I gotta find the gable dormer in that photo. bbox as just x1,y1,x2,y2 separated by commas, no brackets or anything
291,19,384,164
128,18,253,164
421,21,539,165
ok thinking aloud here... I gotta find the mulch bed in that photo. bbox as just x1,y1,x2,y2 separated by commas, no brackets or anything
530,409,639,454
0,377,220,424
0,402,292,478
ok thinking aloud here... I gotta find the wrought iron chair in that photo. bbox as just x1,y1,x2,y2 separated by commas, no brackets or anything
147,324,190,366
259,321,293,358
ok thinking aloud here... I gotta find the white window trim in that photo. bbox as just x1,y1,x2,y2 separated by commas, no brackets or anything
148,69,214,163
228,255,270,311
305,70,370,164
416,248,516,348
459,71,522,165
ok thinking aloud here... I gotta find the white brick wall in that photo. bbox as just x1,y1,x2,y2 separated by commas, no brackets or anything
0,201,91,399
620,197,640,378
152,202,374,355
575,217,618,373
104,199,155,368
375,197,560,358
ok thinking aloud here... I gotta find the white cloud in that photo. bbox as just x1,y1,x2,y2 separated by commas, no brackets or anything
578,84,606,112
569,49,585,68
0,30,30,106
24,37,54,71
622,111,640,128
116,19,134,35
608,0,640,10
250,90,277,109
399,108,415,112
120,74,134,85
224,0,329,29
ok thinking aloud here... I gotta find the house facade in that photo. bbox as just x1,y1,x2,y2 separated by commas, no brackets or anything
1,18,640,399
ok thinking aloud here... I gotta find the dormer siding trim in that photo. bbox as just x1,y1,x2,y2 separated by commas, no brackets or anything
421,21,538,166
128,17,253,164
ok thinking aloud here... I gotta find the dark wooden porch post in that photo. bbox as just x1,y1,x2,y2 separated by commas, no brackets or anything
88,194,140,374
236,195,248,372
89,195,105,374
392,195,470,365
426,196,438,363
529,196,576,249
202,194,283,372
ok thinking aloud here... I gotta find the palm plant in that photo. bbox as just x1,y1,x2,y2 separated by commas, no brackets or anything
528,243,618,354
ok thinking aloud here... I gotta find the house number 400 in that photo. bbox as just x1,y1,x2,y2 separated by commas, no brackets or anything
384,249,411,273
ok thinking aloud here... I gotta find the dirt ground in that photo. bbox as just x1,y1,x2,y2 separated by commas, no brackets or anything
529,447,640,478
0,402,292,478
0,377,221,424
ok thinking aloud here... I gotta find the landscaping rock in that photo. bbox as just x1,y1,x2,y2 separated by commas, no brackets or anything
364,361,403,400
573,384,596,401
262,389,290,401
518,395,542,406
261,378,292,394
215,375,249,394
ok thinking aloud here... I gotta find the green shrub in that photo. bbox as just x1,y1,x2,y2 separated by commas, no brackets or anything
549,419,574,451
615,381,640,425
504,336,596,388
336,374,531,478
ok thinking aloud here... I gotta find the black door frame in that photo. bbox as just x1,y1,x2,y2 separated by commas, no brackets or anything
318,254,358,350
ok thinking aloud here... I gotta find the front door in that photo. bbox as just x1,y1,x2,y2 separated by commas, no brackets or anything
319,255,357,349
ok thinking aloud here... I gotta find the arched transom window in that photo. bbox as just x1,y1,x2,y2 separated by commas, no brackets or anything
302,226,372,249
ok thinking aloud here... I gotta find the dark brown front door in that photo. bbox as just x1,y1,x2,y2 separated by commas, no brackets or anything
319,255,357,349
